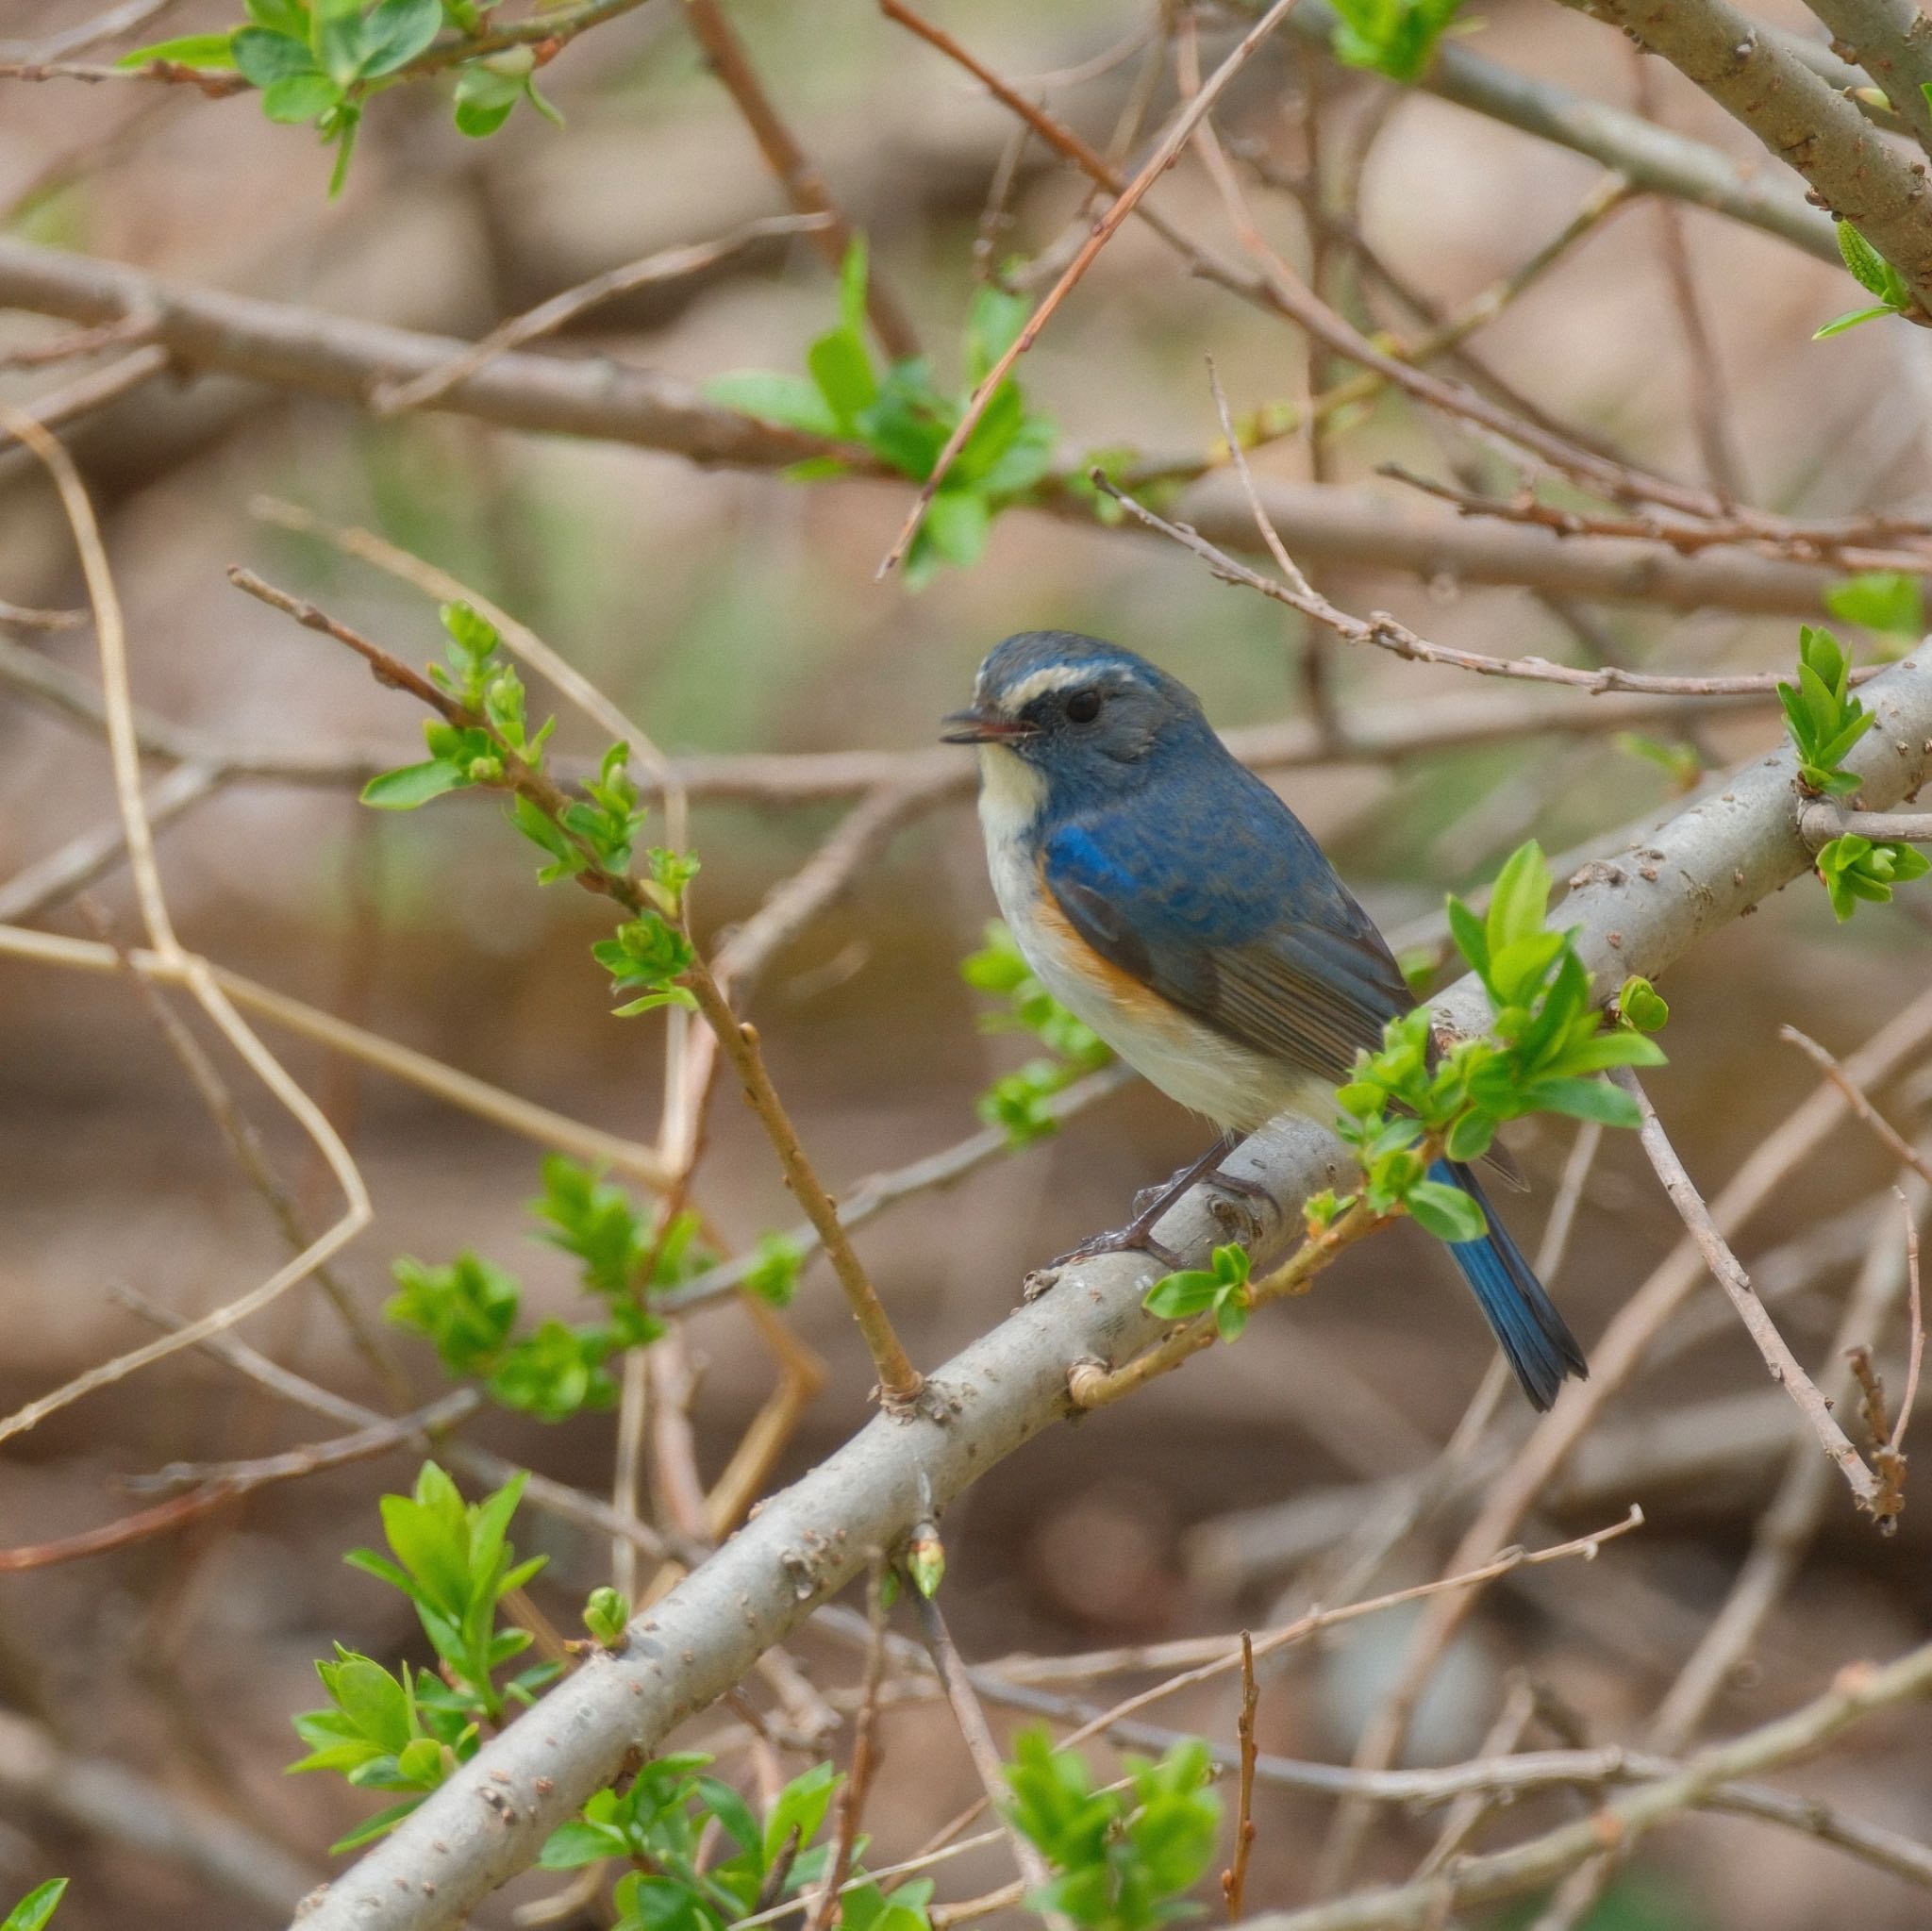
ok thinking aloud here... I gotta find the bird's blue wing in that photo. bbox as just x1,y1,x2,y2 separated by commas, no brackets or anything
1041,763,1416,1086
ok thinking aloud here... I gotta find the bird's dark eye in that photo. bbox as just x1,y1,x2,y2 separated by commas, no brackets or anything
1064,688,1103,724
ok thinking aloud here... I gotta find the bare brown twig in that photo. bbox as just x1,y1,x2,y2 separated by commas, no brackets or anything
1221,1632,1259,1921
805,1560,891,1931
1613,1067,1891,1520
682,0,919,362
1099,474,1877,698
914,1590,1060,1911
372,213,833,414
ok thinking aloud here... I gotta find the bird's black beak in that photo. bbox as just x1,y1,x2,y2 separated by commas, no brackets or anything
941,707,1034,745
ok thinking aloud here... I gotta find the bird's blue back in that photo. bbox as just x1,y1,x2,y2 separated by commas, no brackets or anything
1037,711,1415,1089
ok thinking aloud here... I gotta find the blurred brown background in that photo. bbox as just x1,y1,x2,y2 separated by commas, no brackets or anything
2,0,1930,1926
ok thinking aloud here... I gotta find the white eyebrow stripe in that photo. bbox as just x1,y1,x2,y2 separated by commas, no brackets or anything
999,662,1136,709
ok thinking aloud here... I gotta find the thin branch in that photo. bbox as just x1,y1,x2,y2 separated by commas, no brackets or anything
0,341,171,452
372,213,833,414
1100,474,1880,696
1220,1633,1259,1921
914,1590,1059,1910
682,0,919,361
10,0,176,61
0,405,371,1451
0,239,1883,614
0,922,673,1184
1067,1199,1385,1410
0,596,84,631
660,1066,1132,1317
1613,1067,1889,1517
1240,1640,1932,1931
691,977,924,1407
0,56,246,92
805,1561,891,1931
0,622,1802,807
1800,803,1932,849
876,0,1302,574
1535,1186,1929,1931
1557,0,1932,317
126,1390,481,1497
0,761,221,924
1628,44,1747,500
85,900,408,1401
1780,1025,1932,1185
1896,1192,1924,1457
1268,1,1837,259
119,1289,684,1563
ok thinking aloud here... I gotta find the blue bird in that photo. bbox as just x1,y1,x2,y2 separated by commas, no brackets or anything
943,629,1587,1410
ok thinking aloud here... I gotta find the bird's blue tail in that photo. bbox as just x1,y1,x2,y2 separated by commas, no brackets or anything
1429,1158,1587,1410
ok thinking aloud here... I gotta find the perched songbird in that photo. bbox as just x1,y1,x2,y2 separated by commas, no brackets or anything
943,630,1587,1410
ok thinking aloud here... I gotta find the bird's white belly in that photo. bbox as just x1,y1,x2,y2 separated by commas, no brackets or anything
976,749,1335,1135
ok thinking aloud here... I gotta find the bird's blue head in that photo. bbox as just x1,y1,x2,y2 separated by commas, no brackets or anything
941,631,1210,814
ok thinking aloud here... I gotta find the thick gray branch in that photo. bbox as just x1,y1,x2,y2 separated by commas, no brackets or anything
0,241,1878,616
294,652,1932,1931
1557,0,1932,315
1271,0,1837,262
1803,0,1932,152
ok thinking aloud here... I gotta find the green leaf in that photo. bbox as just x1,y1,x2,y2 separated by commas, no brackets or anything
1612,732,1703,789
1442,1109,1496,1163
967,281,1032,379
118,32,238,67
1825,570,1924,639
247,0,310,29
360,758,469,809
1521,1076,1643,1128
1209,1241,1251,1288
1406,1178,1487,1243
1142,1270,1223,1319
233,25,322,83
838,234,870,336
538,1818,628,1869
742,1231,806,1307
1485,841,1551,958
453,60,522,136
694,1775,762,1858
907,1525,945,1598
704,371,841,437
1835,218,1898,300
1444,892,1489,978
2,1881,69,1931
329,1796,426,1854
1616,974,1670,1034
1814,303,1901,340
262,69,341,121
1550,1030,1667,1074
764,1762,840,1866
612,988,699,1017
358,0,442,77
807,326,877,427
923,490,991,569
973,412,1057,499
